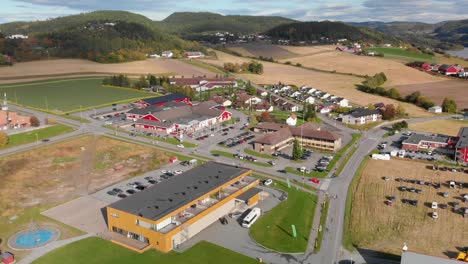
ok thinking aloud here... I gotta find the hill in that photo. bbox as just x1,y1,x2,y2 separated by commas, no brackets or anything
159,12,296,39
0,10,204,63
265,21,400,44
352,20,467,49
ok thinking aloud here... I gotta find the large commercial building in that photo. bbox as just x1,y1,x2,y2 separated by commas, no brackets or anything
253,122,342,154
106,162,260,252
127,100,232,135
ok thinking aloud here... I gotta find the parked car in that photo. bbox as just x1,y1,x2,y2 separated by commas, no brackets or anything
431,212,438,219
126,189,136,194
263,179,273,186
117,193,127,198
431,201,438,209
107,190,118,196
177,144,185,148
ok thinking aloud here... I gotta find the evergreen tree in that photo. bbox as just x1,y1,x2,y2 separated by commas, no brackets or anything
292,138,303,161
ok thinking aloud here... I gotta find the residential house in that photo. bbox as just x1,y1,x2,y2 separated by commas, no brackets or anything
409,61,432,71
455,127,468,163
254,101,273,112
290,91,301,98
438,64,464,75
169,77,236,91
161,51,173,58
341,108,382,125
320,93,331,100
307,88,317,95
428,105,442,113
335,98,349,107
317,102,335,114
286,114,298,126
211,95,232,107
304,96,315,104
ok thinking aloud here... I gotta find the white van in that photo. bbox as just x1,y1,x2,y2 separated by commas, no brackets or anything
242,207,261,228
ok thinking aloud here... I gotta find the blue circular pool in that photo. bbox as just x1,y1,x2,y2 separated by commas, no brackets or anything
8,227,60,250
15,229,53,247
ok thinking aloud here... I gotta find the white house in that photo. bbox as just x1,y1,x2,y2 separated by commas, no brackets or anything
428,105,442,113
259,91,268,97
307,88,317,94
335,98,349,107
305,96,315,104
149,54,160,58
161,51,173,58
280,86,291,92
321,93,331,99
7,34,28,39
286,114,298,126
342,108,382,125
290,91,301,98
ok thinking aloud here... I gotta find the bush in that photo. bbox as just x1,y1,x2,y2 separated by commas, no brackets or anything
442,97,457,113
30,116,40,127
0,131,8,146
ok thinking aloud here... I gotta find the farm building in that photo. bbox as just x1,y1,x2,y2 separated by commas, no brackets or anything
455,127,468,163
253,122,341,154
438,64,464,75
408,61,433,71
0,110,31,130
169,77,237,91
106,162,259,252
428,106,442,113
183,52,204,59
129,100,232,134
401,133,455,151
341,108,382,125
134,93,190,108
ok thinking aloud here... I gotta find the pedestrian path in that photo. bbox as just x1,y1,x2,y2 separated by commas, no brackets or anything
17,234,93,264
306,192,326,253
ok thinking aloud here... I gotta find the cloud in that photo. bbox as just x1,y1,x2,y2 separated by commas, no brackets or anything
13,0,171,11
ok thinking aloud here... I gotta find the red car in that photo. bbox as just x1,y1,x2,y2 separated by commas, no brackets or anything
309,178,320,184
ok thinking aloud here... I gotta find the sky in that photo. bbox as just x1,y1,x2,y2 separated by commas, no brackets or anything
1,0,467,24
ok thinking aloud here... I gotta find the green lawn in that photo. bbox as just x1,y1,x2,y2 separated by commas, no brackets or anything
250,180,317,253
244,148,277,160
1,124,74,149
364,47,434,61
314,198,329,253
210,150,272,167
0,78,153,113
32,238,258,264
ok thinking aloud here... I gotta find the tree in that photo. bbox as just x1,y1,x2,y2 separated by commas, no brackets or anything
304,104,317,121
396,104,406,117
0,131,8,147
30,116,40,127
392,121,408,132
292,138,303,161
133,75,149,90
387,88,401,100
382,104,396,120
442,97,457,113
405,91,421,104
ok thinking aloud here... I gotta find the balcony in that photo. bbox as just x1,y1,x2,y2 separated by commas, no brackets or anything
158,176,257,233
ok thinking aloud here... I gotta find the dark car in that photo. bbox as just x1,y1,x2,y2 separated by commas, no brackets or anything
135,185,146,191
148,179,157,184
112,188,123,193
126,189,137,194
42,138,50,142
219,217,228,225
107,190,118,196
117,193,127,198
144,176,153,180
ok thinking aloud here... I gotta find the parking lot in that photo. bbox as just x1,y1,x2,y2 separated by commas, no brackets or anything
176,186,286,262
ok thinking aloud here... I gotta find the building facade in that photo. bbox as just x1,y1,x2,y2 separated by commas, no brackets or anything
341,108,382,125
107,162,259,253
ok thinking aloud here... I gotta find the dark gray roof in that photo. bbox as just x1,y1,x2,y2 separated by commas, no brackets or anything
403,133,450,145
401,251,461,264
128,101,187,116
236,187,262,202
140,93,187,105
456,127,468,149
348,108,381,118
109,162,250,221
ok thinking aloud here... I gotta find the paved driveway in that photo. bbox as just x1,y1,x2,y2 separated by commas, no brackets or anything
42,196,108,234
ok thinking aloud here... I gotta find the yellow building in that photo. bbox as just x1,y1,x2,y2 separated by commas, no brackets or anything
106,162,259,253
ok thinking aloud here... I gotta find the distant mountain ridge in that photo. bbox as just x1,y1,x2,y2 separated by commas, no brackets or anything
158,12,296,39
265,21,400,44
0,10,203,63
351,20,468,48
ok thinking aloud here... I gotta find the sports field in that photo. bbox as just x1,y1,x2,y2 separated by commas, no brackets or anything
32,238,259,264
347,158,468,258
0,78,152,113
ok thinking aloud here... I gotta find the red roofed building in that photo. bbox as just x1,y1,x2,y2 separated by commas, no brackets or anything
169,77,237,91
438,64,464,75
183,52,204,59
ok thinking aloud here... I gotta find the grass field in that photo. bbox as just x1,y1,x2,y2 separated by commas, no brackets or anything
364,47,435,61
250,180,317,253
244,148,277,160
0,78,152,113
346,158,468,257
409,119,468,136
1,124,73,149
32,238,258,264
